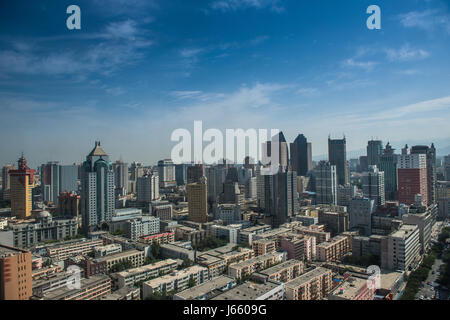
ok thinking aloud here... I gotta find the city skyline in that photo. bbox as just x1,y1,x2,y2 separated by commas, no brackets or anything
1,0,449,166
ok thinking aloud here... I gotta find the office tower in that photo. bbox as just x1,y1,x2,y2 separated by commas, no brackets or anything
0,245,32,300
137,172,159,204
264,169,298,227
379,143,398,201
314,161,337,205
10,155,35,219
362,166,385,207
262,131,289,171
130,161,144,181
411,144,436,204
219,180,245,205
205,166,226,208
445,155,450,181
256,165,266,209
367,140,383,167
243,156,256,173
80,141,115,233
290,134,312,176
157,159,176,188
328,137,349,186
187,176,208,223
225,166,239,183
246,176,257,200
397,153,428,206
187,163,205,184
359,156,368,173
1,164,15,200
349,197,375,236
113,159,128,197
41,161,60,205
175,163,190,186
60,164,79,193
401,144,409,155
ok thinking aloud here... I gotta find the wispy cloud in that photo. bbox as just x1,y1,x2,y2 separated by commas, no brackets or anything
398,9,450,34
342,58,377,71
209,0,284,13
385,44,430,62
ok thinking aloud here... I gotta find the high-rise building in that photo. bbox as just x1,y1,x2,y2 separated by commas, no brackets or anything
113,159,129,197
136,172,159,204
175,163,191,186
187,163,205,184
328,137,349,186
41,161,60,205
256,165,266,209
0,245,32,300
10,155,35,219
315,161,337,205
60,164,79,193
290,134,312,176
411,144,436,204
187,176,208,223
157,159,176,188
362,166,385,207
264,169,298,227
444,155,450,181
398,153,428,206
367,140,383,167
379,143,398,201
262,132,289,171
1,164,15,200
358,156,368,173
205,166,226,208
80,141,115,233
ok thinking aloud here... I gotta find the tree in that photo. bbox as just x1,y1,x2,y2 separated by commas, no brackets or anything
188,277,196,288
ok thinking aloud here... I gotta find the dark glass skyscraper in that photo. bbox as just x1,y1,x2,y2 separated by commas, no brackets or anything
328,137,349,186
367,140,383,167
290,134,312,176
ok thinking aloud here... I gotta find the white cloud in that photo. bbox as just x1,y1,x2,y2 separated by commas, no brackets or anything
342,58,377,71
385,44,430,62
210,0,284,13
398,9,450,34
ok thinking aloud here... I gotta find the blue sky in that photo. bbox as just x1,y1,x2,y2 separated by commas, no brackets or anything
0,0,449,167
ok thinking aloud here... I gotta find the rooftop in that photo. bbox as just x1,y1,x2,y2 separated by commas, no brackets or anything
115,259,177,278
285,267,331,288
212,280,281,300
175,275,236,300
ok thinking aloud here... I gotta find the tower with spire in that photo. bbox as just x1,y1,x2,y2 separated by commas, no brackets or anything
80,141,115,233
9,154,35,219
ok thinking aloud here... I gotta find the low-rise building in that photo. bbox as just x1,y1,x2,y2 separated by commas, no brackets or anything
228,251,286,279
46,238,104,261
142,265,208,297
212,279,284,300
173,275,236,300
316,235,351,262
252,239,276,256
252,259,304,283
93,244,122,258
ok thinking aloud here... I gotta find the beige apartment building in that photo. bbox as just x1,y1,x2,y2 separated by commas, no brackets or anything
316,235,351,262
253,259,304,283
99,249,145,272
252,239,276,256
228,251,286,279
285,267,333,300
46,239,104,261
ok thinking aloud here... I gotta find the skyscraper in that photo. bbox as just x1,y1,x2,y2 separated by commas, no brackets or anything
10,155,35,219
314,161,337,205
362,165,385,207
290,134,312,176
175,163,191,186
1,164,15,200
137,171,159,204
113,159,129,197
187,163,205,184
328,137,349,186
367,140,383,167
411,144,436,204
80,141,115,233
398,153,428,206
187,176,208,223
60,164,79,193
379,142,398,201
262,131,289,171
264,169,298,227
157,159,176,188
41,161,60,205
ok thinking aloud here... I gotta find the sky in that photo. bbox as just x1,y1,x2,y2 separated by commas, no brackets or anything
0,0,449,168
